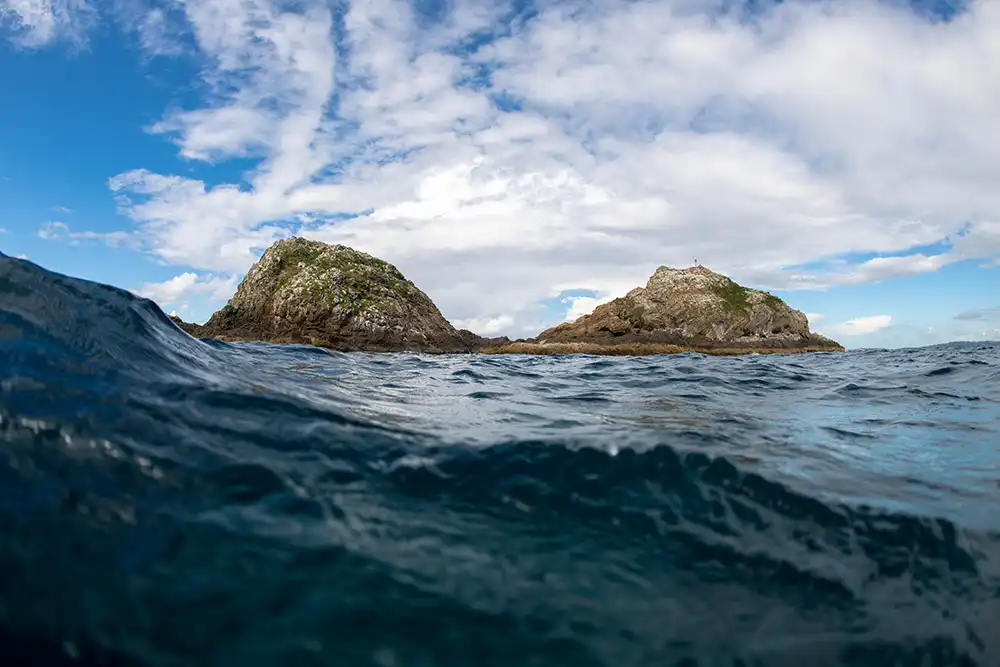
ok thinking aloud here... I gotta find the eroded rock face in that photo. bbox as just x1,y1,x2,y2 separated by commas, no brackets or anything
535,265,842,351
193,237,471,352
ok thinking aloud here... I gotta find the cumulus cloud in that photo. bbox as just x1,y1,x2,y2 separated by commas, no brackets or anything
7,0,1000,334
562,294,616,322
451,313,517,336
135,272,237,308
823,315,894,337
135,272,198,303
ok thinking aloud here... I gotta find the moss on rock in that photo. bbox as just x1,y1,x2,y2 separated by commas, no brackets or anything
762,292,784,310
711,278,752,314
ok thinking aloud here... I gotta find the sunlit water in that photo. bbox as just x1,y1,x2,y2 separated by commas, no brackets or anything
2,252,999,667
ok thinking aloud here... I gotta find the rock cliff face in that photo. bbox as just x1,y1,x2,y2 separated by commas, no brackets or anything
188,237,471,353
531,265,842,352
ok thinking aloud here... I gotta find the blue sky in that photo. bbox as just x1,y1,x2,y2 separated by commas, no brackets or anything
1,0,997,349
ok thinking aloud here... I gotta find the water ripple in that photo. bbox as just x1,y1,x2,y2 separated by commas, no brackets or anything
2,253,1000,666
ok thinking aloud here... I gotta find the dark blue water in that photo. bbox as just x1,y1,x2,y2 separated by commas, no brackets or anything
2,252,999,667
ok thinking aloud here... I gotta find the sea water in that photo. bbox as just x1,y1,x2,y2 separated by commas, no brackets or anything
2,252,999,666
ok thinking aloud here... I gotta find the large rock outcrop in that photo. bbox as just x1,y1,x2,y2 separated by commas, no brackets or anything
186,237,471,353
523,265,842,353
175,244,841,356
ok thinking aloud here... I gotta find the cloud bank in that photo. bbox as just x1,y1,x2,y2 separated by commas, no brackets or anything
822,314,894,337
4,0,1000,336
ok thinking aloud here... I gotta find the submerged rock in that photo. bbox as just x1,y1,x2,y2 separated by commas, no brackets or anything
521,265,842,353
191,237,471,353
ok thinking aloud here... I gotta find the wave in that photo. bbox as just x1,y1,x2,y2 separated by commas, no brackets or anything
2,252,1000,666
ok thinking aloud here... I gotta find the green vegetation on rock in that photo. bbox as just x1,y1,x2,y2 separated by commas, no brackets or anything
762,293,783,310
711,278,751,314
272,241,418,318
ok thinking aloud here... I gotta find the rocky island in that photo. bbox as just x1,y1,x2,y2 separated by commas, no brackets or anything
174,237,474,353
172,237,842,355
489,265,842,355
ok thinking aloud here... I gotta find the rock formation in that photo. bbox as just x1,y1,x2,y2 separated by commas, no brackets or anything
184,237,473,353
168,314,196,333
496,265,842,354
175,239,840,355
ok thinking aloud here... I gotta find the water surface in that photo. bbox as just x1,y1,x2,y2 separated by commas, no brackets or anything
2,253,999,666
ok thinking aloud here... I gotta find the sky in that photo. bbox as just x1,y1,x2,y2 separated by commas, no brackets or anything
0,0,998,350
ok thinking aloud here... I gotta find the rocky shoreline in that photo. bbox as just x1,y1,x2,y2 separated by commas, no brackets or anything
170,237,843,356
479,341,842,357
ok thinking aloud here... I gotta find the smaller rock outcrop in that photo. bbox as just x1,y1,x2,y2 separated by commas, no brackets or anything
456,329,513,350
494,265,841,354
168,314,200,336
190,237,471,353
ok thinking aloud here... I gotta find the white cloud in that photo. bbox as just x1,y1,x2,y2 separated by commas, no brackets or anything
833,313,1000,348
805,313,824,324
134,272,237,308
36,221,65,240
135,272,197,303
15,253,28,259
38,221,134,247
823,314,894,337
7,0,1000,336
0,0,96,47
132,5,187,55
562,294,615,322
451,313,517,336
106,0,339,272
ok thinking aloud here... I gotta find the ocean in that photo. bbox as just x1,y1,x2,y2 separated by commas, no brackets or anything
2,252,999,667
